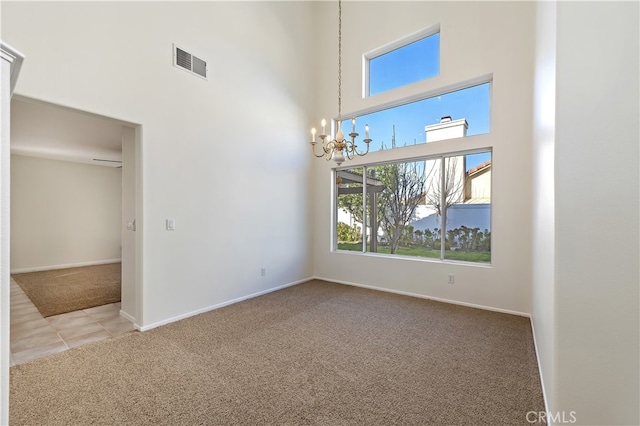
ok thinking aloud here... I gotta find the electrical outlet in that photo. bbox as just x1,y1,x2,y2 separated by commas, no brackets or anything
260,268,266,277
447,274,455,284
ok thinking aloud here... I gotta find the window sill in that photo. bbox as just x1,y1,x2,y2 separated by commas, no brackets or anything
332,248,492,268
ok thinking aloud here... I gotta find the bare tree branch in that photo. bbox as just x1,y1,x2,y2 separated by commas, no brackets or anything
424,156,465,217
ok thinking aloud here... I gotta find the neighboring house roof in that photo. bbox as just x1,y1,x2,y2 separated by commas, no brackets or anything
466,160,491,177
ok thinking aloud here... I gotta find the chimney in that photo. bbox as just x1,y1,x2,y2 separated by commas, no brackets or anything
425,116,468,143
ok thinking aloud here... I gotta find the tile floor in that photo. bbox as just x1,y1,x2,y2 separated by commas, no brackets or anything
10,278,136,366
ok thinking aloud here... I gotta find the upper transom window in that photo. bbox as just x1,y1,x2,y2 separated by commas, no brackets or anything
366,29,440,96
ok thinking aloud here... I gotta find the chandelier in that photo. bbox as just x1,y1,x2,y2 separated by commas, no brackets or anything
310,0,371,166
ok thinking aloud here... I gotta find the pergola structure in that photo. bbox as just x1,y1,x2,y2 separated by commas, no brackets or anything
336,169,385,252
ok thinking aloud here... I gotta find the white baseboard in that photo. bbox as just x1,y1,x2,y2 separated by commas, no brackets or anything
313,276,531,318
119,309,141,331
11,259,122,274
139,273,530,331
529,317,551,415
138,277,313,332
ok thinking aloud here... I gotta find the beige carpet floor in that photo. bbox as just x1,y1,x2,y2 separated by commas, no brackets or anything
10,280,545,425
11,263,121,317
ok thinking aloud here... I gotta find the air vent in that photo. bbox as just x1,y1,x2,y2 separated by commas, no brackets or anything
173,44,208,80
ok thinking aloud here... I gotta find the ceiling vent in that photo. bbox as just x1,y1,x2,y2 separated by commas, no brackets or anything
173,44,208,80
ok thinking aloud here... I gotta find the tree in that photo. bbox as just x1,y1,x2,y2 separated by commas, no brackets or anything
414,229,424,246
337,183,366,226
337,126,426,254
376,161,426,253
337,222,361,243
375,127,426,254
423,155,465,217
443,226,490,253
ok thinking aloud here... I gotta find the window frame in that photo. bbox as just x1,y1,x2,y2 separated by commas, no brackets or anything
332,26,495,267
344,75,493,152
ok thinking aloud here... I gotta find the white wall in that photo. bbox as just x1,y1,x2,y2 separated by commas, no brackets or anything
10,155,122,271
1,1,314,327
312,1,536,315
120,126,137,323
553,2,639,424
0,50,9,426
531,0,557,412
1,41,24,426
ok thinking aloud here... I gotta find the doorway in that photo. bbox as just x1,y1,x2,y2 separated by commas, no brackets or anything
8,96,140,364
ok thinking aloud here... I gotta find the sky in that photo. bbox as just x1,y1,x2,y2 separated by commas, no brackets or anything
338,32,491,171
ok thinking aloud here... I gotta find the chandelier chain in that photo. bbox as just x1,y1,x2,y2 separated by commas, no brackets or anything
337,0,342,118
308,0,370,166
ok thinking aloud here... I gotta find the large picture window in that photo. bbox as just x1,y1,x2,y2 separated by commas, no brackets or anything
336,150,491,264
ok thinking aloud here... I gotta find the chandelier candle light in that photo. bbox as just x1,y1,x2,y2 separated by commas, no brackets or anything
310,0,371,166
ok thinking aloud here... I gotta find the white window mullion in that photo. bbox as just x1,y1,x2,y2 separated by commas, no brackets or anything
362,166,368,253
440,157,447,261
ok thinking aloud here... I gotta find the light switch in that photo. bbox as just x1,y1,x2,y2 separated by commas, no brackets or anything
166,219,175,231
126,220,136,231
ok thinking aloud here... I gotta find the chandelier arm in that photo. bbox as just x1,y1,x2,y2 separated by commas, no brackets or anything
355,143,371,157
344,144,354,160
326,141,337,161
311,143,328,159
311,138,336,158
345,139,355,154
